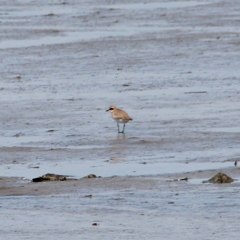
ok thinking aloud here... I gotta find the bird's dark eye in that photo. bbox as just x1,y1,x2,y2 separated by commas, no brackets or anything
109,108,113,110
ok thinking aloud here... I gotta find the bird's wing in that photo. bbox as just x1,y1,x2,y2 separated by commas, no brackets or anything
111,108,133,120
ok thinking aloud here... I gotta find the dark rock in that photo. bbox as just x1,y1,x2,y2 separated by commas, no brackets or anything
83,174,97,179
203,172,234,184
46,129,56,133
32,173,67,182
175,177,188,181
170,177,188,182
45,13,55,17
180,177,188,181
84,195,93,198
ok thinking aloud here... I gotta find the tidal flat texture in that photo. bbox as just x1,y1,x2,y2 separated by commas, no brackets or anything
0,0,240,239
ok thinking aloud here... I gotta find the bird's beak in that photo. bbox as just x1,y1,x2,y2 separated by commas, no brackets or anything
106,109,109,112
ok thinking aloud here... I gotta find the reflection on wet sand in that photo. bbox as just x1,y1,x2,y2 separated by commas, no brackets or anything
109,156,127,163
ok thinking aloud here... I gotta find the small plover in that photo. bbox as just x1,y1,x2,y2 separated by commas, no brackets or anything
106,106,133,134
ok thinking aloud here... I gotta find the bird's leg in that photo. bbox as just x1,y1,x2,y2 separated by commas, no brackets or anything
117,123,120,133
122,123,125,134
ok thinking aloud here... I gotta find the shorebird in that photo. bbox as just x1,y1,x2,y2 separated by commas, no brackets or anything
106,106,133,134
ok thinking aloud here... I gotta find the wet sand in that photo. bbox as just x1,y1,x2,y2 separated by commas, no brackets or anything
1,0,240,239
1,168,240,239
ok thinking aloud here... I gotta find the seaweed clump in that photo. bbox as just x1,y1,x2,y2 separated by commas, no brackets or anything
203,172,234,184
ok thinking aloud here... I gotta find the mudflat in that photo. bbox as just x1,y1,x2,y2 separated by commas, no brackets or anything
1,0,240,239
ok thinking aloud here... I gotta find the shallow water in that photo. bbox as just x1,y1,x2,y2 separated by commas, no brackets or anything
0,159,233,179
1,0,240,238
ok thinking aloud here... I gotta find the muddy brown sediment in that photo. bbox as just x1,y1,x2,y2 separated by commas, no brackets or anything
1,167,239,197
32,173,72,182
203,172,234,184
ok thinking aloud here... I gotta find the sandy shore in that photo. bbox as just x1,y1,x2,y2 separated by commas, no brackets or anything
1,167,240,196
1,0,240,239
1,168,240,239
